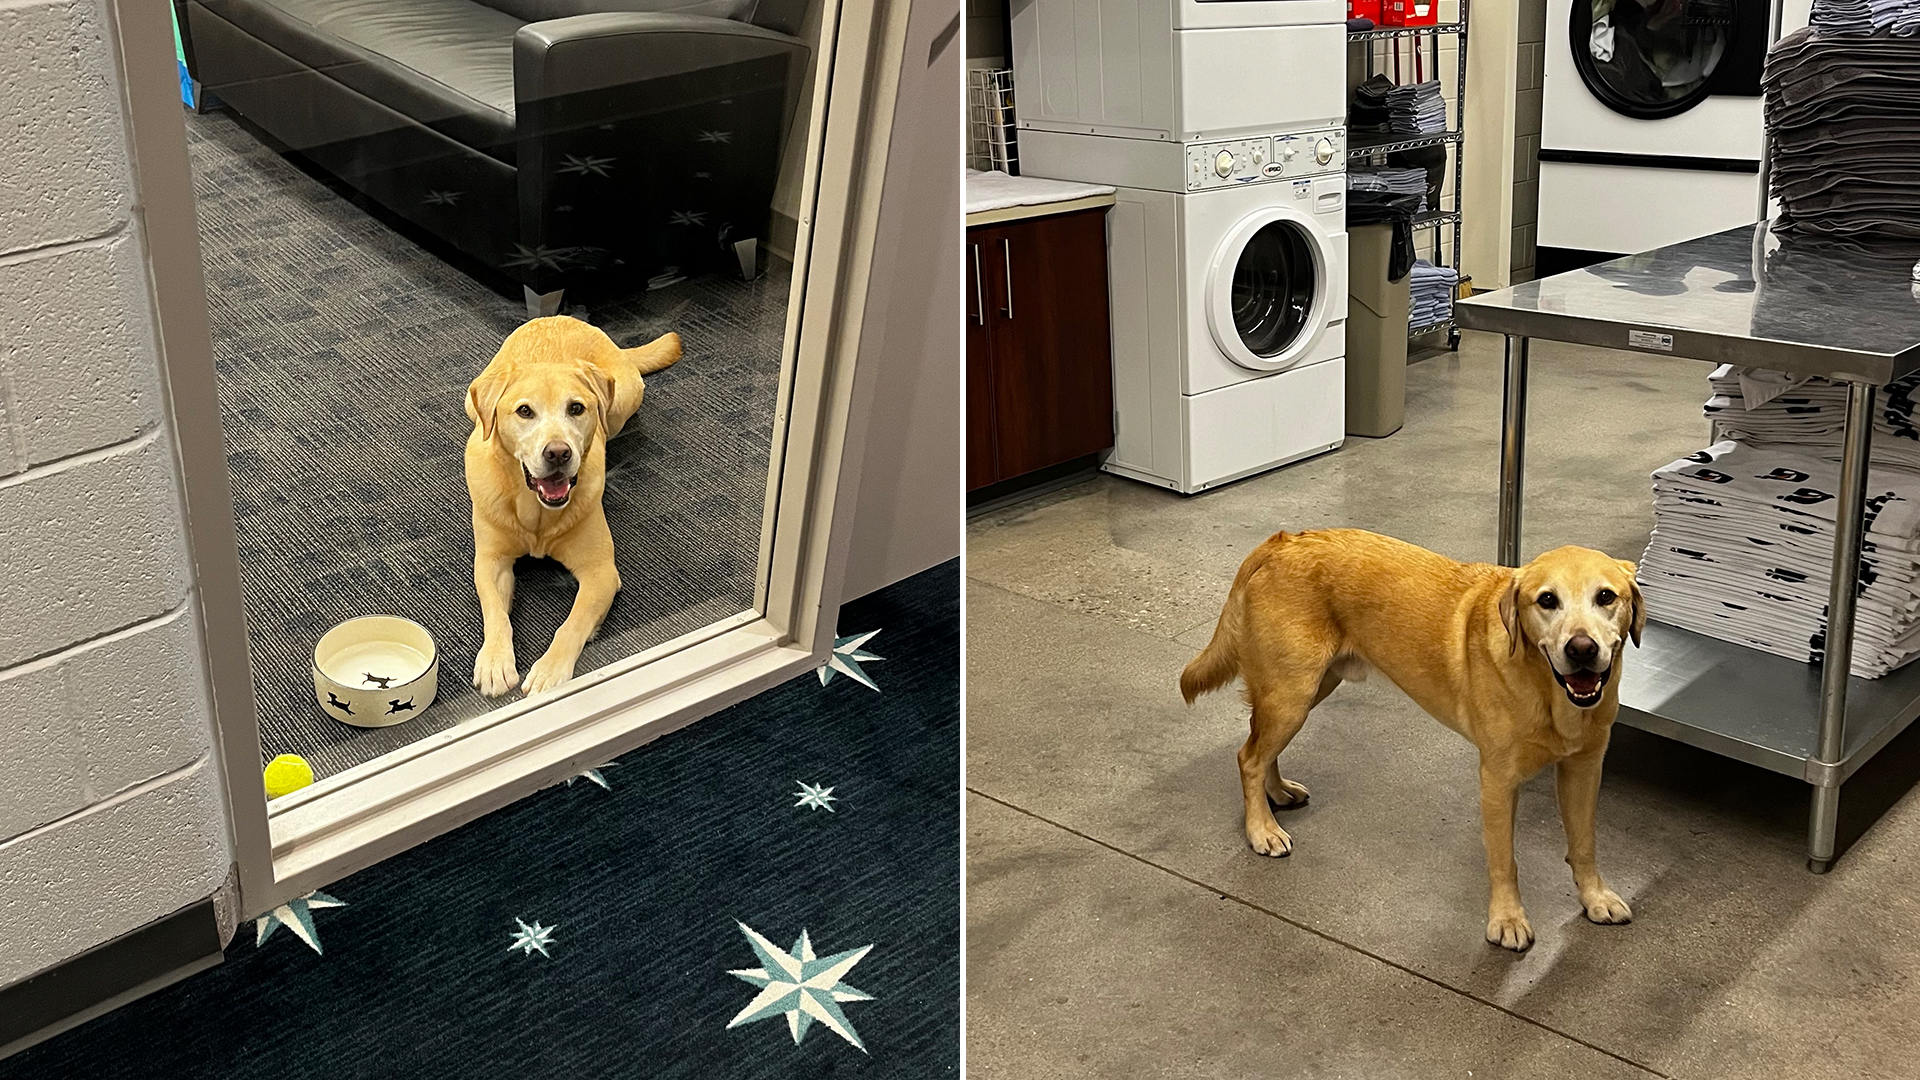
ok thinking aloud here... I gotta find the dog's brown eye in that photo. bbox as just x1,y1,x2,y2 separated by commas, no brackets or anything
515,404,534,419
1596,588,1617,606
567,401,586,417
1537,592,1559,610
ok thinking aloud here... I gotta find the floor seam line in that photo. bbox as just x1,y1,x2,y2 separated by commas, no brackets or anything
966,787,1674,1080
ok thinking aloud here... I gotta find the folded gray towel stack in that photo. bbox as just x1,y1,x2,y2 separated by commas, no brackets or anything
1765,25,1920,236
1408,258,1457,327
1348,167,1430,212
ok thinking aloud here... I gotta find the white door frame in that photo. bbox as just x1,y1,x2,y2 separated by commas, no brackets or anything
113,0,915,917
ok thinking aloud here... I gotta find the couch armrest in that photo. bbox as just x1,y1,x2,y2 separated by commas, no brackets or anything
514,13,807,105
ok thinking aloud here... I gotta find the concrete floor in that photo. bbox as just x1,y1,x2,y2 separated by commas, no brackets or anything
966,332,1920,1079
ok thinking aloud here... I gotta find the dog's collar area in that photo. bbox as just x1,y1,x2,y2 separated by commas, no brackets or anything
522,464,577,509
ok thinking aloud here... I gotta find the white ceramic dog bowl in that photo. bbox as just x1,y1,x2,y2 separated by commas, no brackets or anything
312,616,438,728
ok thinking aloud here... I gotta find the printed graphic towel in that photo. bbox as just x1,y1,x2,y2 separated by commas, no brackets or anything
1641,440,1920,677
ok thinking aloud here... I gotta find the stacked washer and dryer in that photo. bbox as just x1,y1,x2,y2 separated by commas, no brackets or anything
1010,0,1351,494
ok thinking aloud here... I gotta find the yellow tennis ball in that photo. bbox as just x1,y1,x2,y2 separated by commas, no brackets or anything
263,754,315,799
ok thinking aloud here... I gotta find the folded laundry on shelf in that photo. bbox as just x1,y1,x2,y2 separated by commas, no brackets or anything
1704,364,1920,472
1408,258,1457,327
1641,439,1920,678
1349,167,1429,212
1351,76,1447,137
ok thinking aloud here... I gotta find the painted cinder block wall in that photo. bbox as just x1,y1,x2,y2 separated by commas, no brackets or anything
0,0,232,988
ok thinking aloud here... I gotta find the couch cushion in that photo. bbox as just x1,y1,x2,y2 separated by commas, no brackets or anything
202,0,522,158
477,0,754,24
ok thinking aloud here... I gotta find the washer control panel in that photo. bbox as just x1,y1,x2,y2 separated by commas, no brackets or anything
1186,128,1345,192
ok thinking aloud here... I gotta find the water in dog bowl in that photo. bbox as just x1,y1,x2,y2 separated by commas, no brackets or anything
321,641,431,687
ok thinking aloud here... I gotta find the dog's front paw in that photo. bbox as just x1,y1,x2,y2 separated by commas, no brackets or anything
521,649,578,697
473,641,519,697
1245,818,1294,857
1580,887,1632,925
1486,907,1534,952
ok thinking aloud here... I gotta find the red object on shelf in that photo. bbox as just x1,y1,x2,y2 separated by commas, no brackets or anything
1348,0,1382,21
1381,0,1438,25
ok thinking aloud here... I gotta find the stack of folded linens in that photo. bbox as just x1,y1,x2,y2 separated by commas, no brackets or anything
1640,439,1920,677
1765,23,1920,237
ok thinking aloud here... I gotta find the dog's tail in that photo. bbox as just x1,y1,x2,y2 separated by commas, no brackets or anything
1181,532,1295,704
1179,618,1240,705
625,332,683,375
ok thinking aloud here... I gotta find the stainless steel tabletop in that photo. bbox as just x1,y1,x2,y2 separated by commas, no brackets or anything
1456,222,1920,383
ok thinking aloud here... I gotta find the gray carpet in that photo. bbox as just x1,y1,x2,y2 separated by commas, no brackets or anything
187,111,785,779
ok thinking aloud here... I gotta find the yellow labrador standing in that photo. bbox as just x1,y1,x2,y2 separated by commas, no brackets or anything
464,316,681,698
1180,529,1644,951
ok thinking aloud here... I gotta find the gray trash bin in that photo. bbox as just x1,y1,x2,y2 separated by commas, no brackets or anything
1345,223,1409,438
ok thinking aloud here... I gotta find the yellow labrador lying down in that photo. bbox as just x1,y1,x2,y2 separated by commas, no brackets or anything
1181,529,1644,951
464,316,681,698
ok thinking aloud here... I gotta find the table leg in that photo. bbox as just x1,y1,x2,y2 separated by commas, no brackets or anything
1498,335,1529,567
1809,380,1877,873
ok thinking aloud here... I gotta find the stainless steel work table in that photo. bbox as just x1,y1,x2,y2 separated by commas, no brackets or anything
1456,221,1920,872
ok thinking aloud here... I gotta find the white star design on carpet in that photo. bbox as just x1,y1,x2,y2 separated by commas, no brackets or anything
793,781,838,812
421,189,463,206
508,917,558,957
817,629,883,691
255,891,346,954
557,153,617,176
696,129,734,144
565,762,619,789
726,923,875,1051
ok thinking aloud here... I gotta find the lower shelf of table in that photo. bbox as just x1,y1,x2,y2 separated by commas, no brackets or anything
1617,621,1920,783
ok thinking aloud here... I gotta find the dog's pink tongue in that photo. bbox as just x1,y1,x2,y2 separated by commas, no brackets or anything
533,474,570,501
1566,671,1603,695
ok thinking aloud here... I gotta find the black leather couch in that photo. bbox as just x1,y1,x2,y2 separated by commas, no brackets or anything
181,0,810,314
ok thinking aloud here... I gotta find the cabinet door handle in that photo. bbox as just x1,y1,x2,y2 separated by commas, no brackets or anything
971,243,985,325
1001,237,1014,319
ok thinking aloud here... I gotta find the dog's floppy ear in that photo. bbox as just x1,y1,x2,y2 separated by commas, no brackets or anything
1617,559,1646,647
579,360,617,437
467,366,509,442
1498,574,1524,657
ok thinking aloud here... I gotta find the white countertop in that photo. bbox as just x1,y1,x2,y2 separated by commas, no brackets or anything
965,170,1117,227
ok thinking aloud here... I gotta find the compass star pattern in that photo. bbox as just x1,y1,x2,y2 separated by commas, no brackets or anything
817,629,883,691
557,153,617,176
508,917,558,957
255,891,347,954
565,762,619,789
726,923,875,1051
793,781,838,812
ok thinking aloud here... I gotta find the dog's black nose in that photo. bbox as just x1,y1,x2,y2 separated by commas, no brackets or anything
542,441,572,466
1565,635,1600,666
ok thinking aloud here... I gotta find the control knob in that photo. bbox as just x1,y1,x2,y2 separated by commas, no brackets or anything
1314,137,1336,166
1215,149,1235,178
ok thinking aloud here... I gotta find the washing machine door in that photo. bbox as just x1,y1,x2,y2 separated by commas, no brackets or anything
1570,0,1738,119
1206,206,1329,373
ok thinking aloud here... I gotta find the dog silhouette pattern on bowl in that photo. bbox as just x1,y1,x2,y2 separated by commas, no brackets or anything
312,616,438,727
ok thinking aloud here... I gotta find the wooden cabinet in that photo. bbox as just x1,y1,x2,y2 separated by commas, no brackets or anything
966,206,1115,492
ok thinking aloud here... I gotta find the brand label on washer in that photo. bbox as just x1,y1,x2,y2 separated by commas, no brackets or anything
1627,329,1673,352
1262,162,1284,178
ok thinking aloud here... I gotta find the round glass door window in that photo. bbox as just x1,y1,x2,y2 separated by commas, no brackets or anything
1572,0,1732,119
1230,221,1316,359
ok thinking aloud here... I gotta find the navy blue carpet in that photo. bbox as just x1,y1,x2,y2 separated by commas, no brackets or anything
0,560,958,1079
